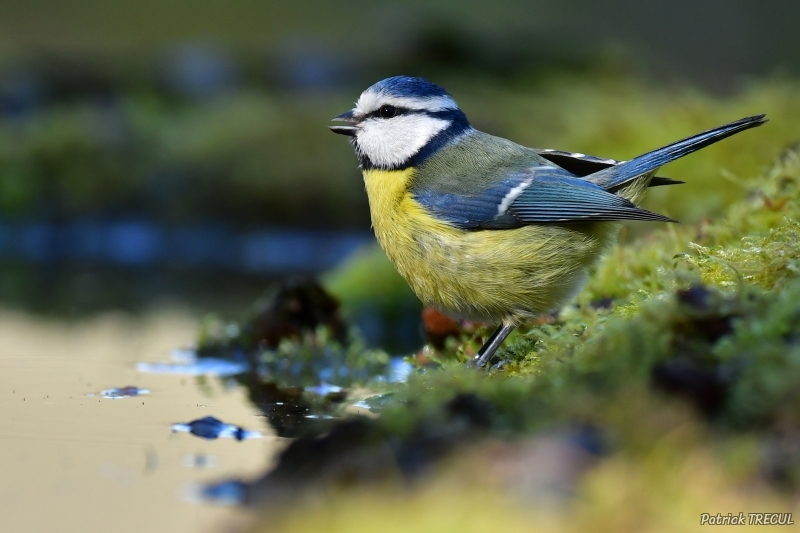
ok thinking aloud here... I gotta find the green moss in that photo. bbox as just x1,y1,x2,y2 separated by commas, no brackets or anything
244,143,800,529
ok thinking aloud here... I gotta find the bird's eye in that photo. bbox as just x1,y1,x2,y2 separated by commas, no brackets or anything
379,105,398,118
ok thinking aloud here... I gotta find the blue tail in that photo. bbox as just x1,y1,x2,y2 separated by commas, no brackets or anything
588,114,767,190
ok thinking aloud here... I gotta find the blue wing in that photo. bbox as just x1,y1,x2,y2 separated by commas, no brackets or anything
413,167,674,230
409,115,766,230
413,173,529,229
507,174,674,224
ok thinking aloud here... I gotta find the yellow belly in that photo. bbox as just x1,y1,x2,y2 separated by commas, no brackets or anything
363,168,620,323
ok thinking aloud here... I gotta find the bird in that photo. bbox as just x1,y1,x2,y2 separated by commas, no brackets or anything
329,76,766,368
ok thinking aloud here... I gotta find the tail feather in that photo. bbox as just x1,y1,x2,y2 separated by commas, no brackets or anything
587,114,767,190
647,176,684,187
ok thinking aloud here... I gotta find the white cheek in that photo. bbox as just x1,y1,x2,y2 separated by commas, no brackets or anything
355,115,450,168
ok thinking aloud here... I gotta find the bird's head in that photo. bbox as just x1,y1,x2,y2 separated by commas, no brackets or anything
330,76,472,170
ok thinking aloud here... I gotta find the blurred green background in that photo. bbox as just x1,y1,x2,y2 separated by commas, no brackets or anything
4,5,800,532
1,0,799,347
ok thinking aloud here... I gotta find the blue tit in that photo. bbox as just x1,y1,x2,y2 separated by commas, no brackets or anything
329,76,766,368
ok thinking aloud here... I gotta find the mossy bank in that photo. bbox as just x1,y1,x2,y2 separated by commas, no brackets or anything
239,134,800,531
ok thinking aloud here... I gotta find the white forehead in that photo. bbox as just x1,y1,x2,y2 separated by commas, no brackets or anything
354,87,458,115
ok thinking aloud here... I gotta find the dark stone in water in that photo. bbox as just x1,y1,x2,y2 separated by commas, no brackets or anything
172,415,260,440
249,278,349,349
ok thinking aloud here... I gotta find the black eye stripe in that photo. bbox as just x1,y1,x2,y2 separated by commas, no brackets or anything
366,106,405,119
364,107,460,120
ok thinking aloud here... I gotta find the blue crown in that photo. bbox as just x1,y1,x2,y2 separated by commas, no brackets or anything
369,76,452,99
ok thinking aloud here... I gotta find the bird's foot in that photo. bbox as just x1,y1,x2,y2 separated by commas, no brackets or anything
471,323,516,369
488,359,509,372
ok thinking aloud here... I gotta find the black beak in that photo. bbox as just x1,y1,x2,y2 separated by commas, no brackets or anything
329,110,358,136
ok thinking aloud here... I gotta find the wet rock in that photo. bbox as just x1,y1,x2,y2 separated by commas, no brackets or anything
248,278,349,349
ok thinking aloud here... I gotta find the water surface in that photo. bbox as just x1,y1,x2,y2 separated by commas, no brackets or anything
0,307,282,533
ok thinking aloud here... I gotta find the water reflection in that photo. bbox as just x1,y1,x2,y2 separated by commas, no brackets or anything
0,219,370,274
0,224,420,353
98,386,151,399
172,416,262,440
137,354,248,376
187,480,248,507
183,453,219,469
197,279,412,438
0,307,274,533
0,272,419,525
140,279,413,439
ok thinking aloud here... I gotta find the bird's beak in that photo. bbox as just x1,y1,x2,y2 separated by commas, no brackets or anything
329,110,358,136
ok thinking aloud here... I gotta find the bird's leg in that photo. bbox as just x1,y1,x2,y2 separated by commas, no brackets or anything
473,322,515,368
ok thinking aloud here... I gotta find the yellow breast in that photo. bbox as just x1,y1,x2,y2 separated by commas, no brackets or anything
362,167,461,257
362,168,618,322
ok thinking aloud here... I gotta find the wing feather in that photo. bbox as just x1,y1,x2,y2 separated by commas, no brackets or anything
508,175,674,223
413,165,675,230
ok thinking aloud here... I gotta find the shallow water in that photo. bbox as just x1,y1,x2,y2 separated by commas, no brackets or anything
0,307,282,533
